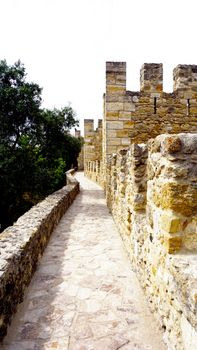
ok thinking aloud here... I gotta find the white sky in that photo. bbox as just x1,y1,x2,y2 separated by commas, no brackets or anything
0,0,196,132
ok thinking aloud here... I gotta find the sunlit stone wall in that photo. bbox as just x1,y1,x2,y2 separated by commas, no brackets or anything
0,171,79,339
106,133,197,350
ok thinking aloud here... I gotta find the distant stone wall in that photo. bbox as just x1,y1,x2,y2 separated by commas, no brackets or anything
0,171,79,340
105,133,197,350
84,119,103,185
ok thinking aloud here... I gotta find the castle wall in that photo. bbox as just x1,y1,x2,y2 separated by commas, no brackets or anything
84,119,103,185
0,171,79,339
104,62,197,176
83,63,197,347
106,133,197,350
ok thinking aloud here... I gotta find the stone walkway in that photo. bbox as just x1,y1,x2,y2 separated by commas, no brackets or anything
1,173,166,350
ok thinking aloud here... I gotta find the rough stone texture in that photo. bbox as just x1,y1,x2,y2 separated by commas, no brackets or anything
104,133,197,350
0,173,166,350
84,119,104,186
83,61,197,349
0,170,79,340
84,61,197,186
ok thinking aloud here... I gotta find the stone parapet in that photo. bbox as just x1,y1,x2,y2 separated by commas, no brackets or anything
140,63,163,92
0,171,79,339
101,61,197,184
104,133,197,350
173,65,197,96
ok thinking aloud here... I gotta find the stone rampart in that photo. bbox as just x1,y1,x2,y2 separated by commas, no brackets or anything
84,119,103,185
105,133,197,350
0,171,79,339
83,61,197,349
103,62,197,175
84,62,197,189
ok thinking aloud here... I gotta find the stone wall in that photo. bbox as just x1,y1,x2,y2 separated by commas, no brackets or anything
106,133,197,350
0,171,79,339
83,61,197,349
84,119,103,185
104,62,197,167
84,61,197,188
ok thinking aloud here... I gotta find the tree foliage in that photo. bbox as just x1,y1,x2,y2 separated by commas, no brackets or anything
0,60,82,231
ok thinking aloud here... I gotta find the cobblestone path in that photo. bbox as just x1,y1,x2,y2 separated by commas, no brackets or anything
1,173,166,350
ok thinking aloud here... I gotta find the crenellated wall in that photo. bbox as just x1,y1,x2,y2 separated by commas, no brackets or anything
84,119,103,185
103,62,197,174
83,62,197,348
0,171,79,339
84,61,197,189
106,133,197,350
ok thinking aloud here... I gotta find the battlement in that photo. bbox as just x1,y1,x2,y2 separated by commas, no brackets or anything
84,119,94,132
106,61,197,96
98,118,102,129
140,63,163,92
106,61,126,95
102,61,197,164
84,119,103,173
173,64,197,94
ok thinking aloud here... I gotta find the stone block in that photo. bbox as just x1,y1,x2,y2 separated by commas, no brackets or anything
183,218,197,250
107,130,117,138
116,130,130,138
106,111,119,120
123,121,135,129
107,85,125,95
123,102,135,112
108,138,122,146
118,111,132,120
153,182,197,216
166,236,182,253
160,213,181,233
162,136,182,153
106,102,124,111
106,121,124,130
122,138,131,146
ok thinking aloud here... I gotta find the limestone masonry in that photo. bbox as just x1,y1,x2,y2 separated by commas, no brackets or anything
84,62,197,350
84,62,197,186
0,171,79,339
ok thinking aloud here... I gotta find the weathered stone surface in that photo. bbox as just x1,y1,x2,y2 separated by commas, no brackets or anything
153,182,197,216
0,170,79,340
87,132,197,350
84,60,197,350
1,173,166,350
160,213,181,233
84,61,197,188
162,135,182,153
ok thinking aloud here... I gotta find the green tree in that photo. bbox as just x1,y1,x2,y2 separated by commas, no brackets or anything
0,60,81,231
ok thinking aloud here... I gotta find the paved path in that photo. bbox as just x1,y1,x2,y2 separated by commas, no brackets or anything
1,173,166,350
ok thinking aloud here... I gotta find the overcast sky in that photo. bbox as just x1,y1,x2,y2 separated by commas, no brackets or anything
0,0,196,131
